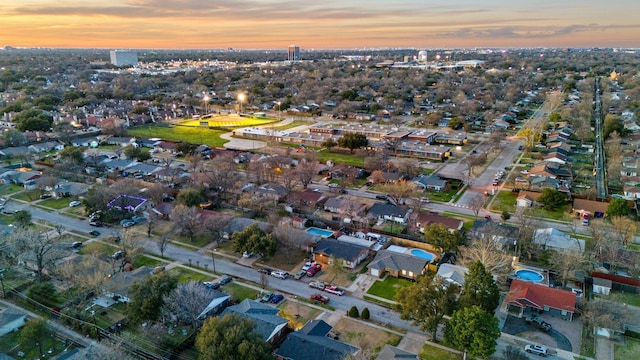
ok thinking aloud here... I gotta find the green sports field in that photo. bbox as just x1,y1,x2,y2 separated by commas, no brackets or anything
179,115,277,128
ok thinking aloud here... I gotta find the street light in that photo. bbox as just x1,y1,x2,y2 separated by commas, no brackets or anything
237,93,246,114
203,95,210,116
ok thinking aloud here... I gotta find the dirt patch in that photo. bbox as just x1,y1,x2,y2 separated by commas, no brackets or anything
332,317,402,352
517,330,557,348
257,249,309,272
277,300,322,330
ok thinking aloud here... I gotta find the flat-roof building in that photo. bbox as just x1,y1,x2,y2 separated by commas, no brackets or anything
110,50,138,67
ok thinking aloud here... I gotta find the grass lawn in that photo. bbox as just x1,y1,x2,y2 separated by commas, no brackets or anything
316,149,365,167
610,292,640,307
419,343,462,360
223,283,260,303
127,124,228,148
489,190,517,213
272,119,314,130
79,241,117,256
168,266,211,283
428,189,458,202
11,191,36,202
132,255,166,268
0,184,23,196
367,276,413,301
39,197,74,209
333,317,402,353
277,300,321,330
173,234,212,248
615,337,640,360
0,329,73,359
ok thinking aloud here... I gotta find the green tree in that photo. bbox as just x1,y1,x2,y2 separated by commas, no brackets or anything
395,274,459,342
14,108,53,131
348,306,359,318
501,211,511,221
176,187,205,207
2,128,26,147
548,112,562,123
422,224,466,253
27,282,58,308
123,145,151,161
537,188,566,211
321,138,337,150
459,261,500,313
196,313,274,360
361,307,370,320
20,318,50,356
603,114,624,139
175,142,199,155
128,272,178,322
58,146,84,165
607,198,629,218
337,132,368,153
231,223,276,257
14,210,32,228
443,306,500,359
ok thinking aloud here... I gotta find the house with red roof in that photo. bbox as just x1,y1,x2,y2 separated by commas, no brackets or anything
505,279,576,321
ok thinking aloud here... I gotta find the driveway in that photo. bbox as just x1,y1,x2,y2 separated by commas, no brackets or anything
502,315,573,352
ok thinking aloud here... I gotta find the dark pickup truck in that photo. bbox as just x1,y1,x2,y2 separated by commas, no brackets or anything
526,315,552,332
310,293,330,304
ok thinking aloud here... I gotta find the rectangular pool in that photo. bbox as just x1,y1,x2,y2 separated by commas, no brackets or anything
306,227,334,238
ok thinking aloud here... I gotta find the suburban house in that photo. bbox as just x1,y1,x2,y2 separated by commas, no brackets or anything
413,174,448,191
376,345,419,360
107,194,148,212
572,198,608,219
413,212,463,233
471,219,520,250
516,191,542,208
220,299,289,346
52,181,90,198
102,266,154,303
246,183,288,201
592,277,612,296
0,307,27,337
528,162,572,180
274,320,359,360
367,203,410,224
312,239,369,269
533,228,585,254
0,170,41,189
505,279,577,321
368,250,429,279
436,263,469,287
290,189,326,209
196,289,231,319
323,196,365,215
28,141,64,153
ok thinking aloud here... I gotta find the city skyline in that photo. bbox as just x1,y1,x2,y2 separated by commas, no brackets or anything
1,0,639,49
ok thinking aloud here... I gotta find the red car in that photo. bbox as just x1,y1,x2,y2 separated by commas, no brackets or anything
306,264,321,277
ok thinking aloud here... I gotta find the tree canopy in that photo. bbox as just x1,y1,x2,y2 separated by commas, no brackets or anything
607,198,629,218
231,223,276,257
195,313,274,360
128,272,178,322
337,132,368,153
443,306,501,359
13,108,53,131
395,274,459,342
422,224,466,253
459,261,500,313
537,188,566,211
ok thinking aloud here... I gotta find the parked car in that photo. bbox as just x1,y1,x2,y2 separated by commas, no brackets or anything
270,294,284,304
219,275,232,285
306,266,320,277
526,315,552,332
69,200,81,207
71,241,83,249
309,281,326,290
257,268,271,274
310,293,330,304
121,220,135,228
89,230,101,237
524,344,548,357
242,251,254,258
324,286,345,296
294,270,307,280
271,271,288,279
260,292,274,303
203,281,220,290
89,221,102,227
39,194,52,199
302,261,314,271
112,250,125,260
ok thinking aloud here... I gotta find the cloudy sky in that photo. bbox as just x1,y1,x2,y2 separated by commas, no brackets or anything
1,0,638,49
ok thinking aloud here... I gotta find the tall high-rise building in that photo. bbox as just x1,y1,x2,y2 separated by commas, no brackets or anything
110,50,138,67
418,50,428,63
288,45,300,61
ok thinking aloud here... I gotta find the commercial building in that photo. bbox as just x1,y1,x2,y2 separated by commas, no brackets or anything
109,50,138,67
288,45,300,61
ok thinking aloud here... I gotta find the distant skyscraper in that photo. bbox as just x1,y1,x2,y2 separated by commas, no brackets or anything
418,50,428,63
288,45,300,61
110,50,138,67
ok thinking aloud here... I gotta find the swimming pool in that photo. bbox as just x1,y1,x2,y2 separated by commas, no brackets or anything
306,227,334,238
408,248,436,261
515,269,544,282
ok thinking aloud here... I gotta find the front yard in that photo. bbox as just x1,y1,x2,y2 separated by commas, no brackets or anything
615,337,640,360
332,317,402,353
367,276,413,301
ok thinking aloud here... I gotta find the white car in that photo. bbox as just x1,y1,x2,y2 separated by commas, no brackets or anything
242,251,254,258
69,201,81,207
271,271,288,279
525,344,548,357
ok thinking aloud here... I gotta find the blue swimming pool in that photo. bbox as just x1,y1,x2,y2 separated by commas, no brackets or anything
516,269,544,282
306,227,334,238
409,248,436,261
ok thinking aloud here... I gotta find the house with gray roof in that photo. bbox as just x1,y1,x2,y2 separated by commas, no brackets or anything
102,266,154,303
220,299,289,346
274,320,359,360
313,239,369,269
28,141,64,153
0,307,27,337
246,182,288,201
413,174,448,191
368,250,429,279
471,219,520,250
127,162,161,176
323,196,366,215
436,263,469,287
0,146,31,157
376,345,418,360
367,203,410,224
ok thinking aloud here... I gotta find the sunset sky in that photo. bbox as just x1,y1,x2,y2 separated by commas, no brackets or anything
1,0,639,49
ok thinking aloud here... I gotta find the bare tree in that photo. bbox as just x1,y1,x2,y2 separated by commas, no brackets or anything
162,281,216,328
458,239,513,276
468,193,486,218
58,255,112,293
295,155,318,189
84,340,137,360
583,298,631,334
260,272,269,289
199,216,231,248
157,231,173,258
171,204,201,242
54,225,66,239
548,250,591,287
10,229,67,282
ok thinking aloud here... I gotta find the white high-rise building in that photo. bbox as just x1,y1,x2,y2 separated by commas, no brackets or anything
418,50,428,62
110,50,138,67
